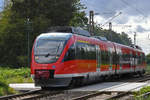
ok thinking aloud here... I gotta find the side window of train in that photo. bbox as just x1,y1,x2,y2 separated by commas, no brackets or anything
76,42,96,60
139,53,142,65
101,50,105,65
112,51,116,64
142,53,146,63
137,53,141,65
76,42,86,59
64,43,75,61
87,44,96,60
101,50,109,65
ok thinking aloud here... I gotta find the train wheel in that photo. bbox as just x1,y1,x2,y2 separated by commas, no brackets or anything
69,79,76,88
76,79,80,86
41,86,49,90
78,78,84,86
139,71,144,77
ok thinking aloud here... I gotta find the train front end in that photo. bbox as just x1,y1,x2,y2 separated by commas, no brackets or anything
31,32,73,87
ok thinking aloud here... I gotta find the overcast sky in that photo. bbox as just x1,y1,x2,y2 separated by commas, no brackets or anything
81,0,150,55
0,0,3,11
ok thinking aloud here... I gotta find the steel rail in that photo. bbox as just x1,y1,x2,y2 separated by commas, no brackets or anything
106,74,150,100
0,89,63,100
71,74,150,100
0,89,42,100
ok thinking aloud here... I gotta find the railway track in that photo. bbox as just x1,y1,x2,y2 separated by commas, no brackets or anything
72,74,150,100
1,74,150,100
0,89,63,100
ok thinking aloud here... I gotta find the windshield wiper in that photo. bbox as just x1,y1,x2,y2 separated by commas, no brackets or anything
45,53,50,57
35,48,56,57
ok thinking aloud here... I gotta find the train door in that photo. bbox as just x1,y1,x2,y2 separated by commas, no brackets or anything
108,47,113,72
133,52,136,73
118,49,122,71
134,52,138,72
116,48,121,74
96,45,101,72
130,51,134,72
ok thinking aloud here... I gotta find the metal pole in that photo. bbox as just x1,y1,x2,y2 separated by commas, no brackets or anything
109,22,112,41
27,18,30,67
134,32,136,46
89,11,91,33
89,10,94,36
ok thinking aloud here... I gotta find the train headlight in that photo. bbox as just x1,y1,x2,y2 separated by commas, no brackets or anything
35,56,39,60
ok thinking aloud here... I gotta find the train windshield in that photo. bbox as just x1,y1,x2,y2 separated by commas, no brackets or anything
34,39,66,64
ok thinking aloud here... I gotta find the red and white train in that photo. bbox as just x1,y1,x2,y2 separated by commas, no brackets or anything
31,27,146,88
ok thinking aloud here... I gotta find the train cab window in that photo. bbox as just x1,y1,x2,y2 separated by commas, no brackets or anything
34,39,66,64
64,44,75,61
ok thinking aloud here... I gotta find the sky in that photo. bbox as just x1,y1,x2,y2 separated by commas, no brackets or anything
0,0,4,11
81,0,150,55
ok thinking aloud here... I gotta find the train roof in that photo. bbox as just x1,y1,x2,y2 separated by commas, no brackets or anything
37,32,72,40
47,26,91,37
113,42,143,52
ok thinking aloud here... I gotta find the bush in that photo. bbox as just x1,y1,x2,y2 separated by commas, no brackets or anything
0,67,32,96
146,65,150,74
134,86,150,100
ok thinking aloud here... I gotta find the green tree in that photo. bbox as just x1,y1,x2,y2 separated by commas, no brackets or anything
119,32,132,46
146,53,150,65
94,26,132,46
0,0,88,67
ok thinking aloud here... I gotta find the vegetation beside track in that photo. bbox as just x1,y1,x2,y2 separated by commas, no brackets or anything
0,67,32,96
133,86,150,100
146,64,150,74
134,64,150,100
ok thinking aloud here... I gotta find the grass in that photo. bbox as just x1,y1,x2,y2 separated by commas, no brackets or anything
132,64,150,99
0,67,32,96
146,64,150,74
133,86,150,100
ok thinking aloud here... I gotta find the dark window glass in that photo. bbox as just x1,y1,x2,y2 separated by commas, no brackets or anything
112,51,119,65
87,44,96,60
64,44,75,61
34,39,66,64
112,52,116,64
101,50,107,65
76,42,86,59
64,42,96,61
142,53,146,63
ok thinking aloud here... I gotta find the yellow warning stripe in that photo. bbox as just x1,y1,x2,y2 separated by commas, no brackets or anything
77,40,89,44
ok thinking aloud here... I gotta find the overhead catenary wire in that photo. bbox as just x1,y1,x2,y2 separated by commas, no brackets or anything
120,0,147,17
100,12,122,27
